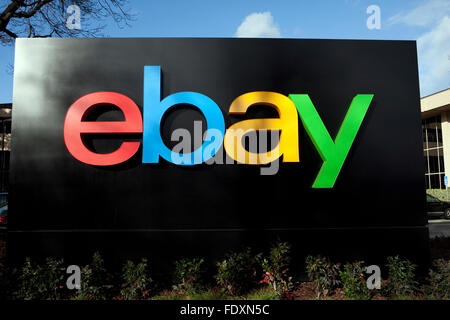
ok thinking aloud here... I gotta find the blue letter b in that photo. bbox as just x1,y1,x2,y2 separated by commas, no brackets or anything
142,66,225,165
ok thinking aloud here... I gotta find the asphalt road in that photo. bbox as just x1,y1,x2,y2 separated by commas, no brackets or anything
428,219,450,238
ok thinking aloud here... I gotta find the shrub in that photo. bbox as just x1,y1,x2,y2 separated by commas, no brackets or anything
0,262,15,300
14,258,43,300
260,241,293,297
173,257,205,294
45,258,67,299
246,287,279,300
215,248,261,296
385,256,417,297
0,240,5,260
305,255,341,298
74,252,111,300
0,241,5,291
426,189,448,202
14,257,67,300
188,288,230,300
339,261,370,300
425,259,450,300
120,258,153,300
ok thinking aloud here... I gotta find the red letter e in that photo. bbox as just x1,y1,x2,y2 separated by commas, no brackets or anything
63,92,142,166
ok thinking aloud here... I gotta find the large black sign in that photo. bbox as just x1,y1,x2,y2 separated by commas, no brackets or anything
9,38,428,272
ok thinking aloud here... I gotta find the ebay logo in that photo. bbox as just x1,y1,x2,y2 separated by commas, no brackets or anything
64,66,373,188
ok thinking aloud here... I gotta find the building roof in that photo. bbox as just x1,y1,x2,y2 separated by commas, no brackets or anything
421,88,450,118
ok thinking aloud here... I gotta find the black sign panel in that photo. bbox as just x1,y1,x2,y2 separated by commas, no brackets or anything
9,38,428,271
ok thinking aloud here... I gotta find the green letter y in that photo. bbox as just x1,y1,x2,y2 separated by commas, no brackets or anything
289,94,373,188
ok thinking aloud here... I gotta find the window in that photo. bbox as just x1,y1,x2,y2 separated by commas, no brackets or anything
422,116,445,189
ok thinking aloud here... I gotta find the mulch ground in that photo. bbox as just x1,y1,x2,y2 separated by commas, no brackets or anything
290,282,391,300
430,236,450,260
290,282,347,300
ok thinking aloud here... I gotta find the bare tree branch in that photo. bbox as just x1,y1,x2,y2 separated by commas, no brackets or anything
13,0,53,19
0,0,135,45
3,27,17,38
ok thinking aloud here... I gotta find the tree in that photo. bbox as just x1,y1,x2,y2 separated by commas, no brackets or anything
0,0,134,45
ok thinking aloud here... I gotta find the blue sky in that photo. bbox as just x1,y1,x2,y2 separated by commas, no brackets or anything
0,0,449,102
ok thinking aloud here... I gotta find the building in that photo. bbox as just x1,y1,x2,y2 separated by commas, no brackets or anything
421,88,450,189
0,104,11,193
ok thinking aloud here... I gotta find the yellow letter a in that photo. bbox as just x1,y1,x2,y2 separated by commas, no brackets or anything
224,92,299,164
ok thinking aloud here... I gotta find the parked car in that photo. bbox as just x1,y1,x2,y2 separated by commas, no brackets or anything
0,205,6,226
426,194,450,219
0,192,7,227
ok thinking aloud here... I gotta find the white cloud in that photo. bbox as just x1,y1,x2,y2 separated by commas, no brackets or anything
235,12,281,38
388,0,450,95
388,0,450,27
417,16,450,95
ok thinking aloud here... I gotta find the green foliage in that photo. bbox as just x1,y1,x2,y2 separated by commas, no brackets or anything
246,287,279,300
426,189,449,202
151,290,185,300
152,288,232,300
385,256,417,297
390,294,418,300
2,244,445,301
75,252,110,300
0,263,5,299
0,240,16,300
0,263,15,300
425,259,450,300
14,257,67,300
0,240,5,260
120,258,153,300
173,257,205,294
14,258,42,300
215,248,261,296
305,255,341,298
45,258,67,299
339,261,370,300
188,288,232,300
260,241,293,297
